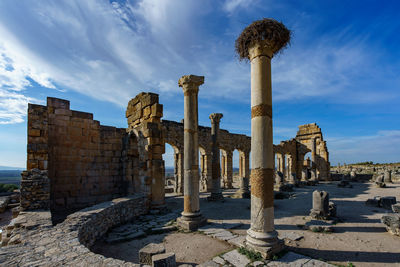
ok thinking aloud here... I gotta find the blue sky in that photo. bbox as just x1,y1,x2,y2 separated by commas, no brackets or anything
0,0,399,168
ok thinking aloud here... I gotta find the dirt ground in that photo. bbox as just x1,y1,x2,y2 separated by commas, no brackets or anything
93,180,400,266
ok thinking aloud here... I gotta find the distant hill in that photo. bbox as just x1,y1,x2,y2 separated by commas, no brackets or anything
0,166,24,170
0,170,21,186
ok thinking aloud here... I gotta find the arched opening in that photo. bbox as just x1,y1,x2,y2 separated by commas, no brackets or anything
220,149,233,189
303,151,312,180
163,143,176,194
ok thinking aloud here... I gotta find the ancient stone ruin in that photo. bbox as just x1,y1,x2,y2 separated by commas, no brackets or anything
2,17,399,267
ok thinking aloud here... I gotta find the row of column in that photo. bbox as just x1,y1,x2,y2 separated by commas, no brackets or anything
175,147,249,193
275,153,296,184
176,18,288,258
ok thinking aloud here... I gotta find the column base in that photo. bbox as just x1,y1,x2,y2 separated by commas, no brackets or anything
245,229,285,259
177,212,207,231
207,192,224,201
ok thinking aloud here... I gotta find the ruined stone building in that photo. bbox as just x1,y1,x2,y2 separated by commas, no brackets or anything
21,93,330,216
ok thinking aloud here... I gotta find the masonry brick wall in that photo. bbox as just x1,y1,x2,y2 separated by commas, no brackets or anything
26,97,135,212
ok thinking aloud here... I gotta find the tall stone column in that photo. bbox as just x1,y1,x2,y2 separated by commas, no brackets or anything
208,113,224,201
176,75,206,231
235,18,290,258
235,150,250,198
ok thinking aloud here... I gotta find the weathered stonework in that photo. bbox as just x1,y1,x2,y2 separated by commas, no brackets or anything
126,93,165,208
27,98,131,213
176,74,207,231
0,194,149,265
20,169,50,211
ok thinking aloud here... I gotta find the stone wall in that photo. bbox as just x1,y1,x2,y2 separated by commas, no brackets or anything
295,123,330,180
27,97,134,212
1,194,148,266
331,163,400,182
20,169,50,211
126,93,165,207
162,119,251,192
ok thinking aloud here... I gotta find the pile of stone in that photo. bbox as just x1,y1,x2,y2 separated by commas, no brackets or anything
366,196,396,210
374,174,386,188
20,169,50,211
0,190,21,214
337,178,352,188
104,211,179,244
381,203,400,236
139,243,176,267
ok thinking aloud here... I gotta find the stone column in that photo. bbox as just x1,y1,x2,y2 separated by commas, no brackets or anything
208,113,224,201
246,42,284,258
204,151,213,192
174,148,184,194
221,155,226,187
310,138,317,181
236,18,289,258
281,155,286,178
384,169,392,183
176,75,206,231
224,150,233,189
287,155,296,185
235,150,250,198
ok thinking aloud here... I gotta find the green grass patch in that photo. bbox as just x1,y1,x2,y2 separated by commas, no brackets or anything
237,247,263,262
0,183,19,193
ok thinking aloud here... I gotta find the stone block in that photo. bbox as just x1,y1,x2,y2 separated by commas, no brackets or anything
47,97,70,109
365,198,380,207
151,103,163,117
392,203,400,213
380,196,396,210
310,190,330,219
381,214,400,236
222,249,250,267
139,243,166,265
152,252,176,267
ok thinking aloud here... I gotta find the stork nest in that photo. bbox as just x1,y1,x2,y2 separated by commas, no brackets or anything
235,18,291,60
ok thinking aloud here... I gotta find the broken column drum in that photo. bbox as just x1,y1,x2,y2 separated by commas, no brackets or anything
235,18,290,258
208,113,224,201
384,170,392,183
176,75,206,231
310,190,329,219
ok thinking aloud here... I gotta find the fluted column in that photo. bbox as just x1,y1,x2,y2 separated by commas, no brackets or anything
208,113,224,201
176,75,206,231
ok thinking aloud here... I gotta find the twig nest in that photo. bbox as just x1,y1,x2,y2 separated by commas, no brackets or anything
235,18,291,60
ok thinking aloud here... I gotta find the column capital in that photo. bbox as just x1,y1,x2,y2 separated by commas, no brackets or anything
179,75,204,94
248,40,274,60
209,113,223,124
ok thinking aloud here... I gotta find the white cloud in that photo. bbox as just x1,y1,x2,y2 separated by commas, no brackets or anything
223,0,253,14
0,0,398,128
327,130,400,164
0,42,48,124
